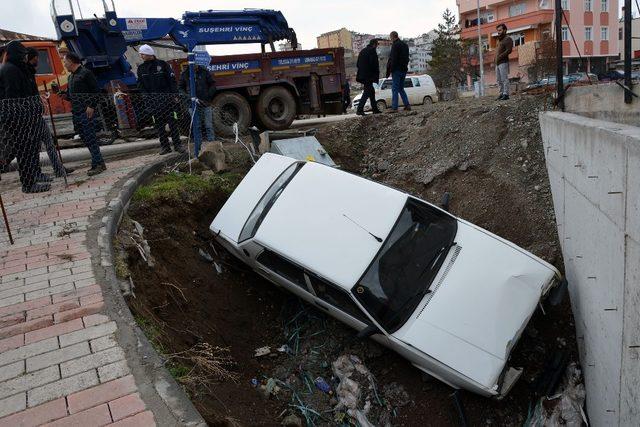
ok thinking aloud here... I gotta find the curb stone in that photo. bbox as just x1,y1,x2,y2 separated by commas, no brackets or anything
91,154,207,427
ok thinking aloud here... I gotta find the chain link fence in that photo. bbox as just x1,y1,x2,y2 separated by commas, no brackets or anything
1,91,253,244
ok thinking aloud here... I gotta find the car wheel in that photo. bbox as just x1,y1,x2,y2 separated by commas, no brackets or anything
256,86,297,131
423,96,433,105
211,92,252,137
375,100,387,111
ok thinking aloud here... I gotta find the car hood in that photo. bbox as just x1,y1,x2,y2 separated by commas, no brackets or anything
394,220,559,389
210,154,298,242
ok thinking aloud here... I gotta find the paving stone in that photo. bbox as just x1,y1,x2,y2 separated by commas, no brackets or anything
0,397,66,427
59,321,117,348
27,341,91,373
107,410,155,427
24,318,84,345
28,370,99,407
107,393,146,422
83,313,109,328
0,361,25,383
98,360,131,383
90,335,118,353
0,366,60,399
0,393,26,418
67,375,136,414
61,346,125,378
0,337,59,367
54,302,104,324
42,403,112,427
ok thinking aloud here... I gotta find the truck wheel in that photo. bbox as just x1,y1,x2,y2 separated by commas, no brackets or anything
256,86,297,130
211,92,252,137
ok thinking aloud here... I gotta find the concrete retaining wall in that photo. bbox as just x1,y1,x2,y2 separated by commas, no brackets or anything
540,112,640,426
564,83,640,126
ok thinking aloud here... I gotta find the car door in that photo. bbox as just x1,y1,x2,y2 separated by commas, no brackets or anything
305,272,370,331
407,77,422,104
378,78,393,105
254,248,317,303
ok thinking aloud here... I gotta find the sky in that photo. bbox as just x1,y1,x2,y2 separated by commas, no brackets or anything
0,0,457,54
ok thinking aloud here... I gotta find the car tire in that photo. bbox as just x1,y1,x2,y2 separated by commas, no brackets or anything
423,96,433,105
375,100,387,111
211,92,252,137
256,86,297,131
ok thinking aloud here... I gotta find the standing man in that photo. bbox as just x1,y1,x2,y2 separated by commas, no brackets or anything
179,64,216,142
356,39,382,115
26,48,73,179
386,31,411,112
137,44,185,155
0,41,49,193
495,24,513,101
63,52,106,176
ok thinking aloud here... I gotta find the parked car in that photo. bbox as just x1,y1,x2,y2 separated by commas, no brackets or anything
352,74,438,112
525,75,571,91
210,153,565,398
567,72,598,84
597,70,625,82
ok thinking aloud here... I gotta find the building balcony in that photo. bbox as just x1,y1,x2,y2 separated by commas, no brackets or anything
460,9,554,40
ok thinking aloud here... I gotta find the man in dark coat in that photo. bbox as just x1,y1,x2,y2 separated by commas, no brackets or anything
26,48,73,179
62,52,106,176
386,31,411,112
179,64,216,142
356,39,381,115
0,41,49,193
137,44,185,154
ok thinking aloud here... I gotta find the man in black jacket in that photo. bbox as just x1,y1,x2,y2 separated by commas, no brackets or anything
63,52,106,176
179,65,216,142
0,41,49,193
386,31,411,112
356,39,381,116
137,44,185,154
26,48,73,179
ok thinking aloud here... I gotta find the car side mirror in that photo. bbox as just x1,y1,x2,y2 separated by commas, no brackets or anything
357,324,382,340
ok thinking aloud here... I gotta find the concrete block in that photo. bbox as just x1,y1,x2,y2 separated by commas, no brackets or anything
621,237,640,425
59,321,117,348
0,361,25,383
60,346,125,378
90,335,118,353
0,337,58,367
26,341,91,373
0,392,26,418
98,360,131,383
0,366,60,399
627,142,640,242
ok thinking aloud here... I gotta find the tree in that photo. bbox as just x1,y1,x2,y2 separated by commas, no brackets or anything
428,9,468,89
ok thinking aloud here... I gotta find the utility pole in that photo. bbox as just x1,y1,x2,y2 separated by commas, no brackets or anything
624,0,632,103
555,0,564,110
477,0,485,97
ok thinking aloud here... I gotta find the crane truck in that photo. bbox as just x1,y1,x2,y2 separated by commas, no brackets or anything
50,0,346,145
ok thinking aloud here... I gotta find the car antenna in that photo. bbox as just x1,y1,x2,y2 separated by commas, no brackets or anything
342,214,383,243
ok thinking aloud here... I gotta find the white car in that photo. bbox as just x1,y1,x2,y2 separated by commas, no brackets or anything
352,74,438,112
210,154,563,397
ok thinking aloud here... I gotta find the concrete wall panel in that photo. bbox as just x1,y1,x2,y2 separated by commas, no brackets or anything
540,111,640,427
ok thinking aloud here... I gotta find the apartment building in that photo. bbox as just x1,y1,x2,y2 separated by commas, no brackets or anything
317,28,354,50
457,0,618,84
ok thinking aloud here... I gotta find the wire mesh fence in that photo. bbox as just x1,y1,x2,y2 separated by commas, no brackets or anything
1,91,254,245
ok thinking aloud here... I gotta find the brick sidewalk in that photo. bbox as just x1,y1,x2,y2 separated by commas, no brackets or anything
0,156,158,426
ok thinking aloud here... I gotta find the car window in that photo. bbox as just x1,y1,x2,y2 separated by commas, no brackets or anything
257,249,307,290
239,162,304,242
36,50,53,75
413,78,420,87
404,78,414,88
308,274,369,324
380,79,392,90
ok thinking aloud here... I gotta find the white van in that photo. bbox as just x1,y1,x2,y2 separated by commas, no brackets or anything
352,74,438,112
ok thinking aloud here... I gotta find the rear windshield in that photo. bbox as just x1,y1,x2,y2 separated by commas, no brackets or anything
239,162,304,242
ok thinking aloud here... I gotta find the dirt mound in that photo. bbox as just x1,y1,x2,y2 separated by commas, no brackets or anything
317,95,561,266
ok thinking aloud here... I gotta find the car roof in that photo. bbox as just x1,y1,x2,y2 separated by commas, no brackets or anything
253,161,408,290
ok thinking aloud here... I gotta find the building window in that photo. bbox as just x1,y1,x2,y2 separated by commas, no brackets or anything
619,27,623,40
562,26,569,41
512,33,526,46
601,26,609,40
561,0,570,8
585,0,592,12
585,26,592,41
601,0,608,11
509,3,526,17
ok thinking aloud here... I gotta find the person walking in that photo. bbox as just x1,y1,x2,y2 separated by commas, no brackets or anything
386,31,411,113
26,48,74,179
495,24,513,101
62,52,106,176
0,41,50,193
137,44,185,155
179,64,216,142
356,39,381,116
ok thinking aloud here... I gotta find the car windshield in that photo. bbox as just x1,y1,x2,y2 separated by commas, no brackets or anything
352,199,457,333
238,162,304,242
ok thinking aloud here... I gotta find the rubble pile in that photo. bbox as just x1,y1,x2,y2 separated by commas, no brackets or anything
318,95,561,265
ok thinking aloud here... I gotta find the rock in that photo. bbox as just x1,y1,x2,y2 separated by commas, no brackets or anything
534,185,542,191
377,160,390,172
197,141,227,172
281,414,303,427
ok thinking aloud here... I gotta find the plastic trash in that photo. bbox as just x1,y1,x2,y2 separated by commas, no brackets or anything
314,377,331,394
198,248,213,263
250,378,259,387
254,346,271,357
